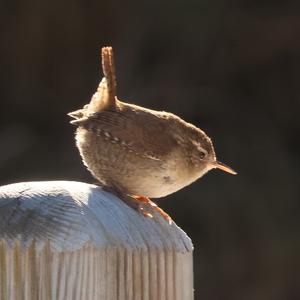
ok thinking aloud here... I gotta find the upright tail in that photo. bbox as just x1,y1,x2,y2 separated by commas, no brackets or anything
87,47,117,114
68,46,118,124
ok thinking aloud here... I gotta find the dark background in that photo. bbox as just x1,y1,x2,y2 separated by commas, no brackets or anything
1,0,299,299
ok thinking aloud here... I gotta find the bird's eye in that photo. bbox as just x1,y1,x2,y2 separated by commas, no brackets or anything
199,151,206,160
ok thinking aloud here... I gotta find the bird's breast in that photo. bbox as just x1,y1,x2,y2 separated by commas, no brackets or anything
75,127,206,198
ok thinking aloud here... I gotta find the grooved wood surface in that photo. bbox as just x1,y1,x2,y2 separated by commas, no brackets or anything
0,181,193,300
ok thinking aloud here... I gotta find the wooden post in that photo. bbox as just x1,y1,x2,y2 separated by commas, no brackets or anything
0,181,193,300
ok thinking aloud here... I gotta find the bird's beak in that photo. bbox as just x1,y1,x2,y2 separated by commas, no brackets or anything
213,161,237,175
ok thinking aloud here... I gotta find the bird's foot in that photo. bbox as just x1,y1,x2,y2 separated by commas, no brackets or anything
132,195,173,225
102,185,172,224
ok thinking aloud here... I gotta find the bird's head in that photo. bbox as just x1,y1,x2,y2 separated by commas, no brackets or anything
176,121,237,177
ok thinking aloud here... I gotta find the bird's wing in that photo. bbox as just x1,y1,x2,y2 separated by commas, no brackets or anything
80,107,177,161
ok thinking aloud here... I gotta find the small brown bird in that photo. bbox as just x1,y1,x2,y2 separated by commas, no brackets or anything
69,47,236,223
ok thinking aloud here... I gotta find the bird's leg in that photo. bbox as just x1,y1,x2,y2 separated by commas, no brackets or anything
102,185,141,212
102,185,172,224
131,195,173,225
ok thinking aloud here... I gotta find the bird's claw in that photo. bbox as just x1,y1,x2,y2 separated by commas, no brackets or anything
139,207,154,218
132,195,173,225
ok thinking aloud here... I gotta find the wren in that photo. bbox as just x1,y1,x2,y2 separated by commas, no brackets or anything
68,47,236,223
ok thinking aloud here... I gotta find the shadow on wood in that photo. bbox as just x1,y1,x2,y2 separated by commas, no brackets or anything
0,181,193,300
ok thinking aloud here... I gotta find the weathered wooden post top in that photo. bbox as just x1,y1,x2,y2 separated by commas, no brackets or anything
0,181,193,300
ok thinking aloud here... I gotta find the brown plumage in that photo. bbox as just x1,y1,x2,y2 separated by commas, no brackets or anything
69,47,236,223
